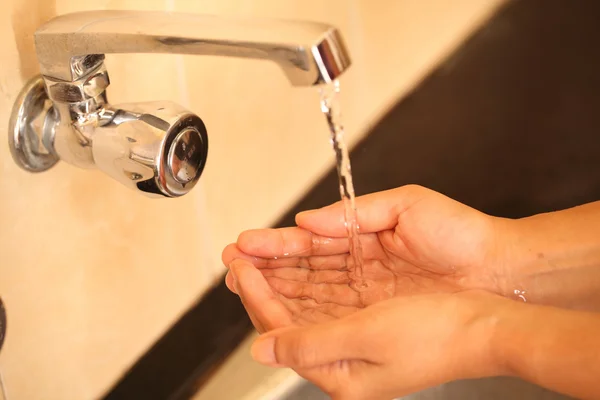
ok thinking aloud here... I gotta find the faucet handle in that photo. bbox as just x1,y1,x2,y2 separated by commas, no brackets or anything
92,101,208,198
9,77,208,198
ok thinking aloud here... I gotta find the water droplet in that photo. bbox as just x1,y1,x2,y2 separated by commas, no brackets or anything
125,171,142,180
514,289,527,302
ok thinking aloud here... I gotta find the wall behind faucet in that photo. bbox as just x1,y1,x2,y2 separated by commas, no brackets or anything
0,1,503,399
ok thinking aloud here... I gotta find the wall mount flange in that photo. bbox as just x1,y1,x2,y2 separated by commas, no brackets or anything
9,75,60,173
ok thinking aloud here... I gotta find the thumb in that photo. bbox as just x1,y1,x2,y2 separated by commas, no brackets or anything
250,317,368,368
295,185,431,237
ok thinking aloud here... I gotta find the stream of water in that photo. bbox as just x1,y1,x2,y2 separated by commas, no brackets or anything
319,80,368,290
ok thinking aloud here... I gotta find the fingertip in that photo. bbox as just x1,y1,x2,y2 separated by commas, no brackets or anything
225,271,237,294
295,209,317,225
229,259,265,293
228,258,252,272
296,206,345,237
221,243,239,267
237,229,264,254
223,243,260,269
250,335,279,366
295,204,334,222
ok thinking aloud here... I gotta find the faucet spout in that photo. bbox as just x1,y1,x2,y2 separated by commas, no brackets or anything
35,10,351,86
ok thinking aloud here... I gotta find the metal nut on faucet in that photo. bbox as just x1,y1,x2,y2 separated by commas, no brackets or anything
44,64,110,103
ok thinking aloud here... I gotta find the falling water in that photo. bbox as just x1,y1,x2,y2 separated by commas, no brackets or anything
319,80,368,290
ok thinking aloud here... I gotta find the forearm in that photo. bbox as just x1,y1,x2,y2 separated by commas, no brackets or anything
497,200,600,310
491,300,600,400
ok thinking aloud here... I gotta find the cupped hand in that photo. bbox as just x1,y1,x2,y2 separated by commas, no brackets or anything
223,185,508,326
228,259,507,400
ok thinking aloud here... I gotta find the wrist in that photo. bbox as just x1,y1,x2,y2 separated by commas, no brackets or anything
450,291,516,380
493,207,600,309
485,216,528,298
479,215,523,298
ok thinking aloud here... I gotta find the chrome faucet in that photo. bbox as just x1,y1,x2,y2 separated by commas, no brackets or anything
9,10,351,197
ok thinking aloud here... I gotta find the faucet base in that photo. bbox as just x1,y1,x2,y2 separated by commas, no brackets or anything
9,75,60,173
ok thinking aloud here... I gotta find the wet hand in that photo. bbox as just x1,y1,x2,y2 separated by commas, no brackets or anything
228,260,504,400
223,185,507,323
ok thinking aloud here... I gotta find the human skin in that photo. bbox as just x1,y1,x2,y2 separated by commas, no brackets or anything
222,185,600,399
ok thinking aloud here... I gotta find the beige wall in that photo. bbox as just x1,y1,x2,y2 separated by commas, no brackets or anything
0,1,503,399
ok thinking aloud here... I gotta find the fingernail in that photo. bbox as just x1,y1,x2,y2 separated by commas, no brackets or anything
251,336,278,366
225,271,238,295
229,265,241,294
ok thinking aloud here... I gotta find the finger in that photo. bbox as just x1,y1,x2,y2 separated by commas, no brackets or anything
229,268,267,333
261,267,351,284
293,364,369,400
225,271,237,294
229,271,266,333
266,277,361,307
238,227,349,258
254,234,385,266
246,309,267,333
261,254,349,270
250,317,369,368
222,243,259,268
224,243,350,270
295,185,433,236
230,259,293,331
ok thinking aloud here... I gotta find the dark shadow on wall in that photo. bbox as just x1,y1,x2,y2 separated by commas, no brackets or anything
295,0,600,219
103,0,600,398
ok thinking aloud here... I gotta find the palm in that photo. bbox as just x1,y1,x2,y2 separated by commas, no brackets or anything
224,188,499,328
224,187,501,394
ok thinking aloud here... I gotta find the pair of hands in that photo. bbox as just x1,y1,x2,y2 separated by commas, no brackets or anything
222,185,516,399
